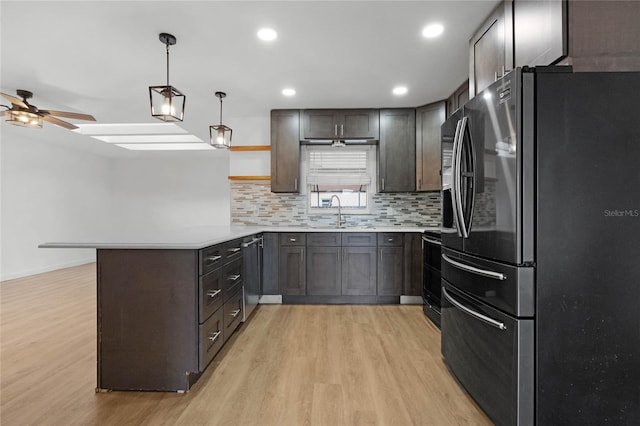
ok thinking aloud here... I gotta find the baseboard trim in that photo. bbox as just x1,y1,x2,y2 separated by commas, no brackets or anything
0,258,95,282
400,295,423,305
259,295,282,304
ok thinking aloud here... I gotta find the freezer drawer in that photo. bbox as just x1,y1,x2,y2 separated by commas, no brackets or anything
441,248,534,317
441,281,534,426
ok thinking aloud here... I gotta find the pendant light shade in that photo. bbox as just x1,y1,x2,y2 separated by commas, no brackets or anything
149,33,185,122
209,91,232,149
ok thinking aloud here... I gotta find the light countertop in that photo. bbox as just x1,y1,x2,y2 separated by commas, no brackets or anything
39,225,439,250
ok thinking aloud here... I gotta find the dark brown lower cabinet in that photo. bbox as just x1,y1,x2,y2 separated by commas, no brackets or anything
279,246,306,295
378,246,404,296
307,246,342,295
96,236,254,392
342,246,377,296
403,233,424,297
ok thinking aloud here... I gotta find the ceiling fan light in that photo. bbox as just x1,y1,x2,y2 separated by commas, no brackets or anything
5,110,43,128
149,85,185,122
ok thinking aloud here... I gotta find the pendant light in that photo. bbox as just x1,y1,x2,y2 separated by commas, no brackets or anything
209,91,232,149
149,33,185,122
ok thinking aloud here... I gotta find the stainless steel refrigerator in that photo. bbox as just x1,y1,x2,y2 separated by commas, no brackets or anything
440,66,640,425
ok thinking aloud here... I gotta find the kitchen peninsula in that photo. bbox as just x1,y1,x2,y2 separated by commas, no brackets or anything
40,225,431,392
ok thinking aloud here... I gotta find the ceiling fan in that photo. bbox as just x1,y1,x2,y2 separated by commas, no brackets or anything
0,89,96,130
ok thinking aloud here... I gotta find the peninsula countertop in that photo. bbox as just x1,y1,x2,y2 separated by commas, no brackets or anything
39,225,440,250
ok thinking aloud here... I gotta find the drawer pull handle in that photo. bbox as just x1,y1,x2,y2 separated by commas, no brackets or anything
206,289,221,298
387,238,393,242
230,309,241,318
228,274,241,281
227,247,241,253
205,255,222,264
290,238,297,242
208,330,222,342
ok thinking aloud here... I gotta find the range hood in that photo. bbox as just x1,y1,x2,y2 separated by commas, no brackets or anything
300,139,378,146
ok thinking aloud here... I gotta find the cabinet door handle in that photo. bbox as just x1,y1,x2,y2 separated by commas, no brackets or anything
334,124,338,136
418,178,422,189
207,289,221,298
388,238,394,242
290,238,297,242
208,330,222,342
230,309,241,318
205,255,221,264
340,124,344,136
294,178,298,191
381,178,385,191
228,274,241,281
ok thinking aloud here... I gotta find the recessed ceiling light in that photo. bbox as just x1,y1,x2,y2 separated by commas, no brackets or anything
257,28,277,41
392,86,408,96
422,23,444,38
282,88,296,96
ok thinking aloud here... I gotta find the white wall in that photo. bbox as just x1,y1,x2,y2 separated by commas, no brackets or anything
1,127,236,281
1,130,112,280
110,155,230,234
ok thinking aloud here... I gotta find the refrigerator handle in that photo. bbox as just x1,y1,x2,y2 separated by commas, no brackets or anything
442,287,507,331
442,253,507,280
465,118,476,235
455,116,469,238
451,119,463,237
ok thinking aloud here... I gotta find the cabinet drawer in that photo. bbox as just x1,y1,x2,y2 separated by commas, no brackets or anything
222,259,243,302
342,233,376,247
279,233,306,246
224,239,243,263
223,288,244,341
378,233,404,246
200,245,224,275
199,307,224,372
199,269,223,323
307,232,341,246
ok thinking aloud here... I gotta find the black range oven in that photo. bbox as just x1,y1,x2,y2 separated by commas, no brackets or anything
421,230,442,328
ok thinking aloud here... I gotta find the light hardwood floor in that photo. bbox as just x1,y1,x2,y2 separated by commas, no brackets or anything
1,263,491,425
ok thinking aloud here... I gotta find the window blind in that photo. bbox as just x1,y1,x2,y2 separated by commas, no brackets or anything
307,149,371,185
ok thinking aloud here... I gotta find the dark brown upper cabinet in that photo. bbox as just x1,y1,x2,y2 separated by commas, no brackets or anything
514,0,640,72
270,110,300,193
301,109,379,140
469,1,514,97
416,101,446,192
513,0,566,68
446,80,469,118
378,108,416,193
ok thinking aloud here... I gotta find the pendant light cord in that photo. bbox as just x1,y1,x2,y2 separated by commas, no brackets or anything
165,43,170,87
219,97,223,125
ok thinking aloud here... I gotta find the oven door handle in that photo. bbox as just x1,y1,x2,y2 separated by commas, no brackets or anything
442,287,507,331
442,254,506,281
421,235,442,246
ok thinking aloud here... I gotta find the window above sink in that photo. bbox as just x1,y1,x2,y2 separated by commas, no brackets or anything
301,145,376,214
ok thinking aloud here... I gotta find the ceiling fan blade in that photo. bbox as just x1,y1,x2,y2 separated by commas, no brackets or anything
1,92,28,108
42,115,78,130
39,110,96,121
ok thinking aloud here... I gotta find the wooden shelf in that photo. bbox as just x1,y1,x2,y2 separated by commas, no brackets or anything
229,145,271,152
228,176,271,181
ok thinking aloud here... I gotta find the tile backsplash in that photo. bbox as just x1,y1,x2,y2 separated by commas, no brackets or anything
231,183,440,227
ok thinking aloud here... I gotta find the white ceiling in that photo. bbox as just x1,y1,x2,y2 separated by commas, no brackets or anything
0,0,499,157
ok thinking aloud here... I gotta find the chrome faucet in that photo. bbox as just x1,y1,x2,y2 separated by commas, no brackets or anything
330,195,345,228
